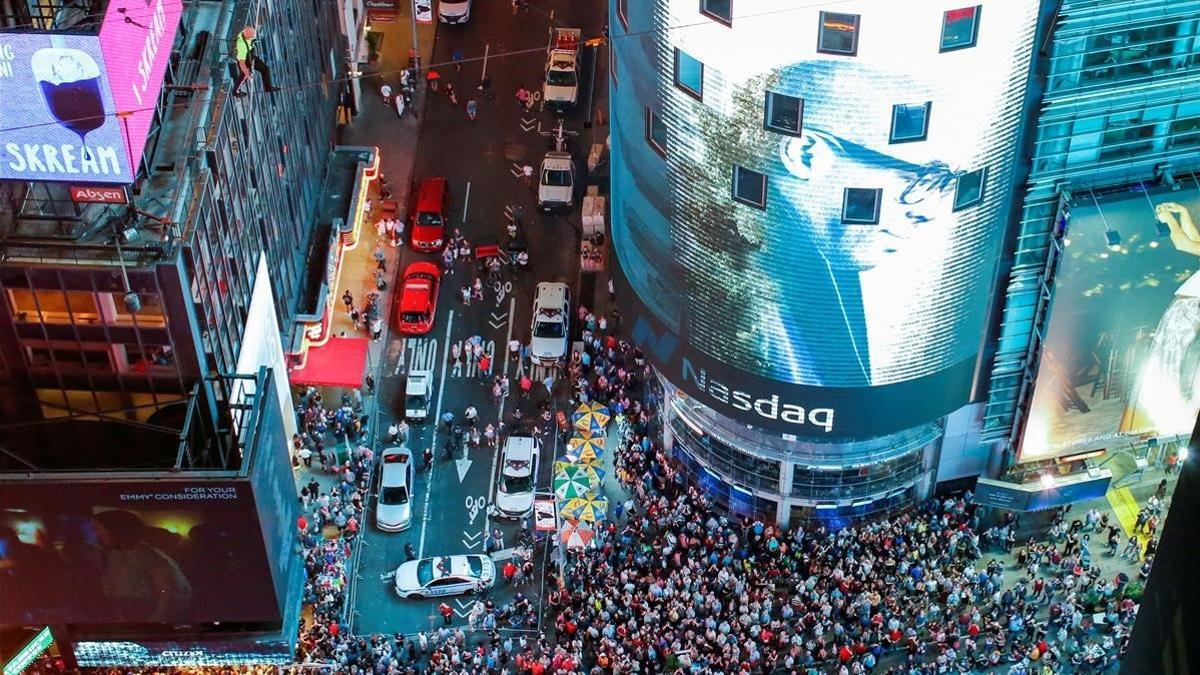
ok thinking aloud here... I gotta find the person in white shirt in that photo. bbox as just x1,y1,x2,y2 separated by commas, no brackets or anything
381,83,393,104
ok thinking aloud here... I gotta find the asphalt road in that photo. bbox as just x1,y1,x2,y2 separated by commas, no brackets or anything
350,0,608,637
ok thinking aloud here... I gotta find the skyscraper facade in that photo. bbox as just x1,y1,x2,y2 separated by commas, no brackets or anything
609,0,1045,524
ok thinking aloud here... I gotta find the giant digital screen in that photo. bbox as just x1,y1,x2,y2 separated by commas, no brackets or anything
1021,185,1200,461
610,0,1040,438
0,479,281,629
0,33,133,182
0,0,180,184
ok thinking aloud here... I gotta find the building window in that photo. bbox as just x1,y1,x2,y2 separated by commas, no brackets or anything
7,288,99,324
842,188,881,224
953,169,986,210
25,345,113,371
940,6,981,52
890,102,931,143
1169,113,1200,149
764,91,803,136
732,166,767,208
817,12,860,56
673,48,703,99
700,0,731,25
616,0,628,31
646,107,667,156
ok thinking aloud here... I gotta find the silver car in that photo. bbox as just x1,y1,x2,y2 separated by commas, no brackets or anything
376,447,414,532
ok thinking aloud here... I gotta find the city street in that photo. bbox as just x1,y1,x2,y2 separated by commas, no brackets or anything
347,0,608,636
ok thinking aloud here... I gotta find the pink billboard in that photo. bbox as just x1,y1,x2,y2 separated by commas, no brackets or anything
98,0,183,176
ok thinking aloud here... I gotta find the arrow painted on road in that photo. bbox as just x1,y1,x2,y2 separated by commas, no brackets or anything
455,455,473,482
520,117,537,132
455,598,476,610
489,311,508,330
510,162,523,177
461,530,482,549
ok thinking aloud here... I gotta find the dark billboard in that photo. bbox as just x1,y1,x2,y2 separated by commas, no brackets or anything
0,479,280,629
609,1,1040,439
1021,186,1200,461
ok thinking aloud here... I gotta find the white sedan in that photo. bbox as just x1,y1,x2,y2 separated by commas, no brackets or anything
394,555,495,599
376,447,414,532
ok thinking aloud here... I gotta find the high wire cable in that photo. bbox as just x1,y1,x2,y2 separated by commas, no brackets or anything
0,0,854,135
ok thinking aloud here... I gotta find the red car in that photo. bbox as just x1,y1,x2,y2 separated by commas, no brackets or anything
410,177,448,252
393,262,441,335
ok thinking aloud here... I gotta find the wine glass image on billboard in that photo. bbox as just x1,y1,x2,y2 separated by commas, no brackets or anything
1119,201,1200,435
32,47,107,161
1021,190,1200,461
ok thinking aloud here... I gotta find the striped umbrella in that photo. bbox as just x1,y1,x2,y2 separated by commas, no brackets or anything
553,465,594,499
559,519,596,549
560,494,609,523
565,434,605,462
553,459,605,485
571,401,611,432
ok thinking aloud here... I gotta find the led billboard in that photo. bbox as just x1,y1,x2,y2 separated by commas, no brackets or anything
1021,186,1200,461
610,0,1040,438
0,0,180,184
0,479,280,629
0,33,132,182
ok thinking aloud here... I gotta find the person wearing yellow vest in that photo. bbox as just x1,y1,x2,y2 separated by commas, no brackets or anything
234,25,277,97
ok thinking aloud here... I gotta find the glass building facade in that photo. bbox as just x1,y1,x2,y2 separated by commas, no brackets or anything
982,0,1200,458
0,0,345,438
610,0,1044,525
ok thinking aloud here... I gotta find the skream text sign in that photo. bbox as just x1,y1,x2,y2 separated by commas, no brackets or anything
70,184,127,203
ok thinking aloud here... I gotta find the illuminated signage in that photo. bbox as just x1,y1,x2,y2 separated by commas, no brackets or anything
3,627,53,675
1021,187,1200,461
98,0,184,174
0,33,131,182
73,638,294,667
0,0,179,184
609,0,1040,436
70,184,127,203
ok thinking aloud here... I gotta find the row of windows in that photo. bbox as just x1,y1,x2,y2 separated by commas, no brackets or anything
724,164,985,214
617,2,982,54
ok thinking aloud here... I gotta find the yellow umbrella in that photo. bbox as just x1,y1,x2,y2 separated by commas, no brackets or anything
572,401,611,432
560,494,608,522
553,461,604,488
566,434,605,462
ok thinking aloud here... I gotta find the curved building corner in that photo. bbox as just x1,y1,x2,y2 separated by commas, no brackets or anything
609,0,1041,526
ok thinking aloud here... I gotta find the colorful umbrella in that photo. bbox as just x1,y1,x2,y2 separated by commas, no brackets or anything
559,519,596,548
553,459,606,485
553,465,594,499
565,434,605,462
560,494,608,522
571,401,611,432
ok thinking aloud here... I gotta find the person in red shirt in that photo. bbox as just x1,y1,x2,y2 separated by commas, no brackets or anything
503,560,517,584
439,602,453,625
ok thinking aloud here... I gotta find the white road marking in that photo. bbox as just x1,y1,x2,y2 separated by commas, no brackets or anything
465,495,486,524
484,296,518,540
418,309,455,560
462,181,471,223
393,338,406,376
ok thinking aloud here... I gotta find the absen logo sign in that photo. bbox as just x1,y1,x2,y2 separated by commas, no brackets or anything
70,184,127,203
0,0,181,184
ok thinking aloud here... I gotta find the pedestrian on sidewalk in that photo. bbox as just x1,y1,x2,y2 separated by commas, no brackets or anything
508,339,521,362
342,289,354,315
466,98,478,121
442,246,455,273
446,83,458,105
472,277,484,303
373,245,387,272
381,82,393,105
484,424,497,447
439,603,453,625
452,50,463,71
371,316,383,341
515,86,531,111
426,69,440,91
389,218,403,247
365,373,375,394
521,164,533,186
388,421,400,444
479,353,491,377
460,285,471,306
351,306,361,331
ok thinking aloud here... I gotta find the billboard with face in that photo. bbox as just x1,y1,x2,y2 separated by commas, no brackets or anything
611,0,1040,438
0,479,281,629
1020,186,1200,462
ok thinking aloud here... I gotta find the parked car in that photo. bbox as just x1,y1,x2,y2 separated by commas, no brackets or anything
393,261,441,335
393,554,495,599
494,433,541,519
537,152,574,211
529,282,570,365
438,0,471,23
410,177,448,252
376,447,414,532
405,370,433,421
